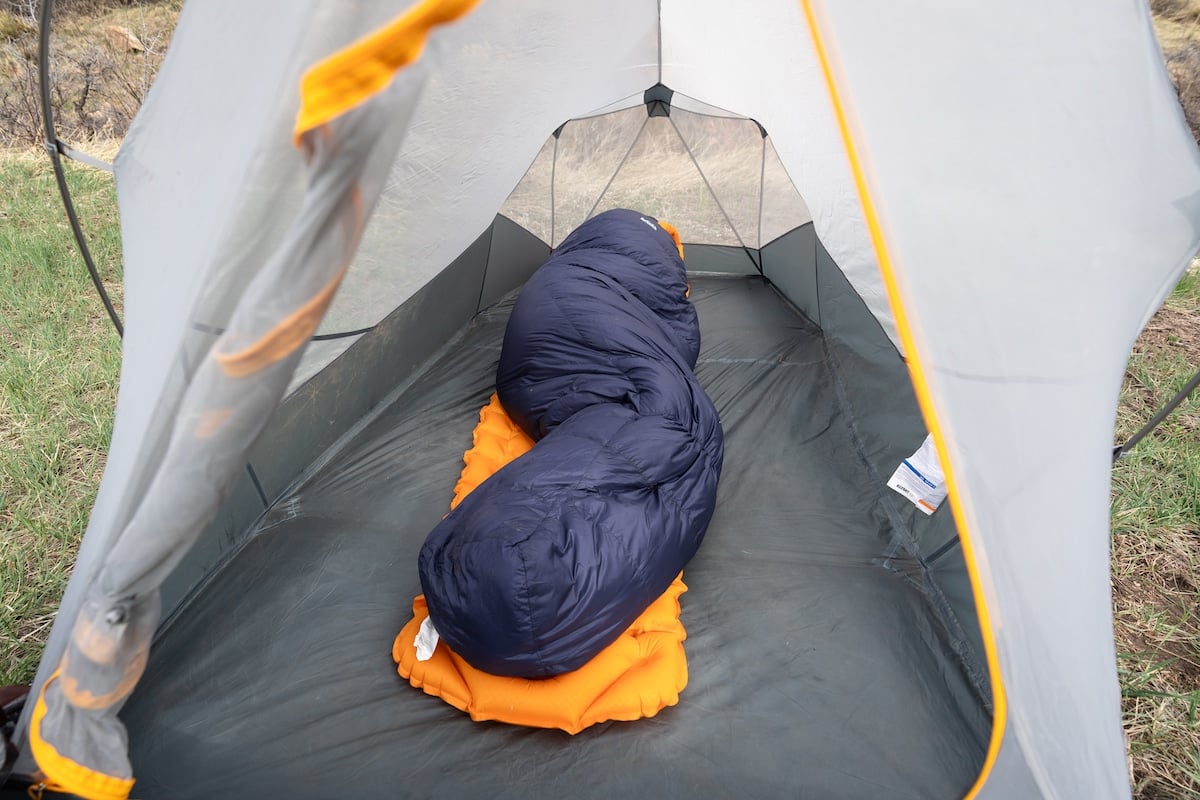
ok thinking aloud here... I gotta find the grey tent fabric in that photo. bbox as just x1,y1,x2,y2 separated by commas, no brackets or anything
121,276,989,799
811,3,1200,796
23,32,436,792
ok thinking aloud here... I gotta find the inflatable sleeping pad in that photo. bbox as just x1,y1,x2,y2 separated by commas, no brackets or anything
418,208,724,678
395,394,689,734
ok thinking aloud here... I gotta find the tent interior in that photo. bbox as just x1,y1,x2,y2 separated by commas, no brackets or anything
106,90,998,798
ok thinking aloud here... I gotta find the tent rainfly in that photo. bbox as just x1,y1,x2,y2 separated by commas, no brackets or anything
4,0,1200,798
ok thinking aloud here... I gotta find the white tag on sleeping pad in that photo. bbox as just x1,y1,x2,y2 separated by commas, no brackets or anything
887,434,947,516
415,615,441,661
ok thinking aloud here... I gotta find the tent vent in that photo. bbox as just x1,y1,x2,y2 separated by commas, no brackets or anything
644,83,673,117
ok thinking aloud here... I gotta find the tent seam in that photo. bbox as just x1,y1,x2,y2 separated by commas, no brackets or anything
585,116,651,221
667,116,760,273
656,0,663,84
476,221,498,314
798,2,1007,793
550,134,558,246
244,464,269,509
817,321,992,711
757,135,766,252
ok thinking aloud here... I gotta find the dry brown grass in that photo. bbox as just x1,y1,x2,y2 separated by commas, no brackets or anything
1112,516,1200,798
0,0,178,146
1125,15,1200,799
1112,263,1200,799
1155,0,1200,142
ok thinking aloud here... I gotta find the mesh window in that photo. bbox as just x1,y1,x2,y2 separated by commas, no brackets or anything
761,137,812,245
499,98,814,251
669,108,765,247
588,115,739,247
496,135,556,243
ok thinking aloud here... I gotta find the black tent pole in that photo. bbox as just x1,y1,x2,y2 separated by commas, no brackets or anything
38,0,124,338
1113,365,1200,462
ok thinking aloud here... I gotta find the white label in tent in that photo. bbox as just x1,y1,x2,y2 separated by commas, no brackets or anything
415,615,441,661
887,434,948,516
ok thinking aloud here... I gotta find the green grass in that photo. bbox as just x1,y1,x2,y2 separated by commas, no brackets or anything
0,148,122,685
1111,264,1200,800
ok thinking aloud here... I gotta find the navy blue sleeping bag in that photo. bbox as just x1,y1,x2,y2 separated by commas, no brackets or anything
418,209,724,678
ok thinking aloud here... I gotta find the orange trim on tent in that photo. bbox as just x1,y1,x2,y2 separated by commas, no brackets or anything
215,186,365,378
213,259,351,378
28,672,134,800
294,0,482,140
394,394,689,733
194,408,234,439
56,654,147,713
798,1,1007,796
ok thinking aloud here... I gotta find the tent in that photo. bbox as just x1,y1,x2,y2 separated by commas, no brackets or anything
4,0,1200,797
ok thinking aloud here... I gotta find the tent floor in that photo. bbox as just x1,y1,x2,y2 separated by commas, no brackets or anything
123,275,989,799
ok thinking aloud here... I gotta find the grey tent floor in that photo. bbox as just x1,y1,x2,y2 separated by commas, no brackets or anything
123,276,988,799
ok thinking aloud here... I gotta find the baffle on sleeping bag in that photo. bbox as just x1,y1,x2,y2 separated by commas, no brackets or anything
418,209,725,678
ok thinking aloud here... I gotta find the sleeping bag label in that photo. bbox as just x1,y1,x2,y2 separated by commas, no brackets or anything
887,434,947,516
414,615,440,661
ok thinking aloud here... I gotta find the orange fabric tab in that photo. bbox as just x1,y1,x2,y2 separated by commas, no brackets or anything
213,260,350,379
394,394,689,733
194,408,234,439
214,187,364,379
28,672,134,800
294,0,482,140
57,650,148,712
658,219,686,260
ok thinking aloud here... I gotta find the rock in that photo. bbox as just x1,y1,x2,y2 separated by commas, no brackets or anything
104,25,144,54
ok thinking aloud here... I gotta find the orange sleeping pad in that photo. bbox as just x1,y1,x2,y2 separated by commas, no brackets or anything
393,393,689,734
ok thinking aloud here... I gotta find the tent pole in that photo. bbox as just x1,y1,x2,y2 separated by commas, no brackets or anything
38,0,124,339
1113,364,1200,462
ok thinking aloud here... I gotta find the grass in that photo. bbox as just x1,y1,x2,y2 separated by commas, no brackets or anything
0,11,33,42
0,146,122,685
0,1,180,145
1112,265,1200,800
